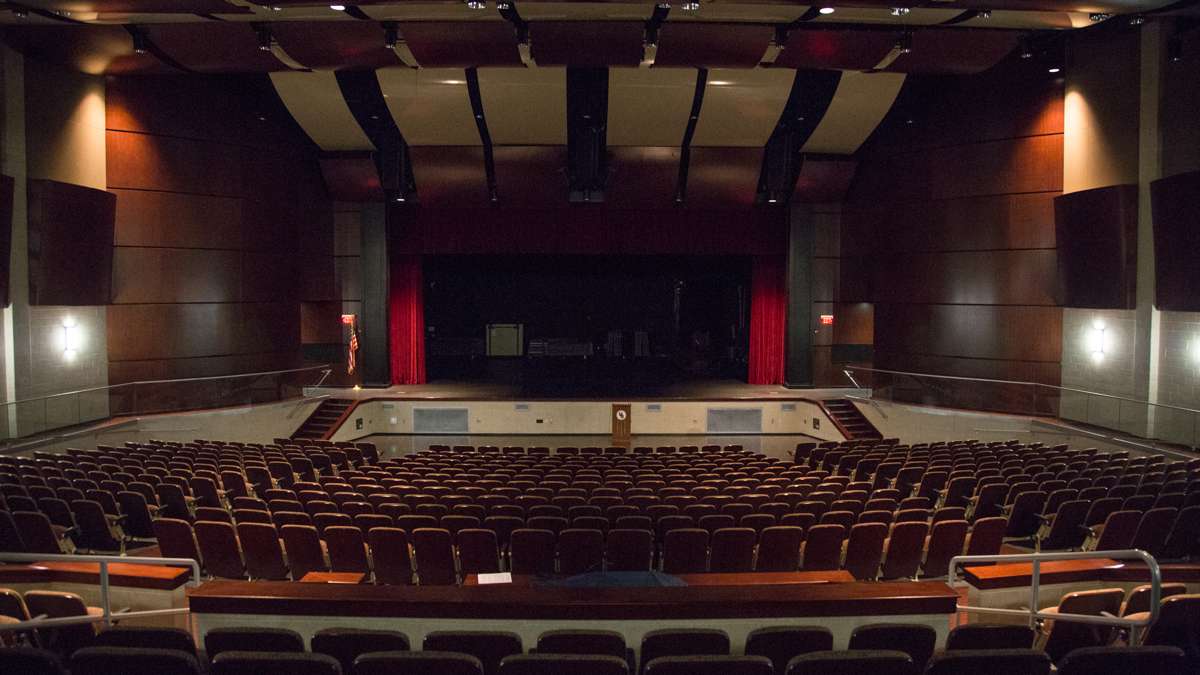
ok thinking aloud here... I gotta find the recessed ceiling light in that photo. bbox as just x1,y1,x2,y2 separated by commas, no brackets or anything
818,7,835,14
329,4,346,11
708,80,733,86
1048,67,1061,73
440,79,466,85
890,7,910,16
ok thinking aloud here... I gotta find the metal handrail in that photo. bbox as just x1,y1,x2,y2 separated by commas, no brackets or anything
0,552,201,632
0,365,332,407
948,549,1162,643
845,365,1200,416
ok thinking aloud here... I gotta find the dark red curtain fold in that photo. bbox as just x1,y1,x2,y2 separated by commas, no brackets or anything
389,254,427,385
748,255,787,385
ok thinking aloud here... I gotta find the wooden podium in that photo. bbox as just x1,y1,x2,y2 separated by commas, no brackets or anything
611,403,631,446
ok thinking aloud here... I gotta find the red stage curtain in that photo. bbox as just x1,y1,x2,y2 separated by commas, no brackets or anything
389,254,427,385
748,255,787,385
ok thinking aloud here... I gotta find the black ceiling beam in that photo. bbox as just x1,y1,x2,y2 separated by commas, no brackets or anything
755,69,843,205
336,70,416,202
674,68,707,204
124,24,193,73
465,67,498,204
566,67,609,203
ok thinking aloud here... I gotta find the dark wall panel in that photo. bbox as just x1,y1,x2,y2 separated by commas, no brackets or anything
1152,169,1200,311
1054,184,1138,309
846,57,1064,385
27,179,115,306
105,75,330,384
0,175,12,307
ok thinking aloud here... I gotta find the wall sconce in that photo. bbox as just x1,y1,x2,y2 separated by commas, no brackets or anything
61,316,81,362
1191,337,1200,366
1086,319,1109,364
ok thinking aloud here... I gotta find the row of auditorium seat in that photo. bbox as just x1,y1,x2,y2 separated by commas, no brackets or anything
2,621,1194,675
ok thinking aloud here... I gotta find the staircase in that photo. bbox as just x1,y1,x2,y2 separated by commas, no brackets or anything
820,398,883,441
290,398,356,441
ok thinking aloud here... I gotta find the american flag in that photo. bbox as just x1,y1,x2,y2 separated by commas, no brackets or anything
347,325,359,375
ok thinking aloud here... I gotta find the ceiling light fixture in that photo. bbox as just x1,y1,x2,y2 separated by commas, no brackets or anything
818,7,835,14
1129,14,1145,26
329,4,346,11
895,31,913,54
256,27,273,52
465,0,487,8
385,24,398,49
977,9,991,19
1048,66,1061,74
890,7,910,16
1018,35,1034,59
13,8,27,18
270,5,281,10
131,29,148,55
1168,35,1183,63
680,0,700,12
1088,12,1110,22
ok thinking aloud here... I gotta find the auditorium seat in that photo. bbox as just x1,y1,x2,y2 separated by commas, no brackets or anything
13,511,70,554
638,628,729,674
643,655,771,675
0,511,25,552
1088,510,1140,551
238,522,290,580
963,517,1006,557
458,528,501,575
510,528,556,575
606,528,653,571
116,491,157,539
1129,507,1177,557
1140,594,1200,661
843,522,886,580
500,654,629,675
194,521,247,579
413,528,457,585
310,627,409,673
1037,588,1125,662
945,624,1035,650
423,631,522,675
754,526,803,572
325,526,371,574
880,522,928,580
800,524,844,571
94,626,197,657
661,528,708,573
924,648,1051,675
70,500,123,553
1120,583,1187,616
23,590,101,654
69,646,203,675
709,527,755,572
847,624,936,671
743,626,833,674
536,629,631,669
558,528,604,574
1034,499,1090,551
204,627,305,660
211,651,340,675
0,647,67,675
921,519,968,578
784,650,916,675
281,524,330,579
1059,646,1187,674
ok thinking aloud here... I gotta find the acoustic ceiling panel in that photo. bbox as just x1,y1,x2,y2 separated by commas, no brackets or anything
607,67,696,147
0,24,170,75
691,68,795,148
775,29,897,71
408,145,490,207
147,23,283,72
492,146,569,207
801,71,906,154
476,67,568,145
529,21,644,67
606,146,680,208
793,157,859,203
397,21,522,68
886,29,1020,74
377,67,480,146
270,70,374,151
271,21,400,70
654,22,774,68
685,147,763,207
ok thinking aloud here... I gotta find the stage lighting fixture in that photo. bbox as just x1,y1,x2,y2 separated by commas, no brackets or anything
1088,12,1110,22
818,7,835,14
1129,14,1145,26
329,4,346,11
131,29,148,55
890,7,910,16
385,24,399,49
680,0,700,12
1168,35,1183,63
465,0,487,8
977,9,991,18
13,8,27,18
256,27,273,52
1018,36,1034,59
1048,66,1061,74
895,32,913,54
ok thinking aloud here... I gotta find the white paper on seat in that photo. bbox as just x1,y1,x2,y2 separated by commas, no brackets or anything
476,573,513,585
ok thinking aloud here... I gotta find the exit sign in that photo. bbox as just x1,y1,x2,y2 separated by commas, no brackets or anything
820,314,835,325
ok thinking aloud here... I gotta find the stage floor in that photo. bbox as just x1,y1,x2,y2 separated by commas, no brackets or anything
314,379,860,401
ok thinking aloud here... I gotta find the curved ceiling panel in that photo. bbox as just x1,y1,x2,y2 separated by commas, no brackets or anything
886,29,1019,74
529,21,644,67
606,146,680,208
775,29,896,71
147,23,283,72
691,67,795,148
271,21,399,70
26,0,249,13
319,153,383,203
408,145,490,207
397,21,521,68
270,70,374,151
376,67,479,146
0,25,169,75
801,70,905,154
655,23,775,68
476,67,567,145
793,157,858,203
607,67,695,147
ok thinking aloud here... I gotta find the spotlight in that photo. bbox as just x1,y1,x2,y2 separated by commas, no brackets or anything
1168,35,1183,63
270,5,281,10
977,9,991,19
890,7,910,16
464,0,486,8
13,8,27,18
895,31,913,54
1048,66,1061,74
680,0,700,11
385,24,399,49
1088,12,1111,22
329,4,346,10
1129,14,1145,26
818,7,835,14
256,27,273,52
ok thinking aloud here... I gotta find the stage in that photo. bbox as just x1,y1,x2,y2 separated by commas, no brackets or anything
302,380,869,447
